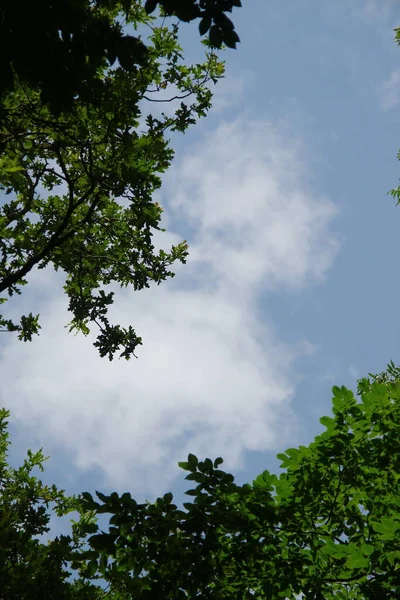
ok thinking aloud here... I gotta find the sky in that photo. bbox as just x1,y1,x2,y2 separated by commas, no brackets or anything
1,0,400,513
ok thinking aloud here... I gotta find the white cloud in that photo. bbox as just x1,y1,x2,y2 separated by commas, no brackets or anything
380,68,400,111
0,117,339,495
168,120,338,294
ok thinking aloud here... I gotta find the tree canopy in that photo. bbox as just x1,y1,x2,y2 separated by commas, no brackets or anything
1,363,400,598
0,0,241,116
0,1,240,359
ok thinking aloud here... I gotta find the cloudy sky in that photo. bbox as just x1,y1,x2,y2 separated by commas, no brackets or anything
2,0,400,509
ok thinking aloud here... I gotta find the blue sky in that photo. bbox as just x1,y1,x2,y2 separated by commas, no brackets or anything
2,0,400,511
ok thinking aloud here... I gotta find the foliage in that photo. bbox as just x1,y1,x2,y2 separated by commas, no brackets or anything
0,407,104,599
0,6,226,359
2,364,400,597
389,161,400,206
73,364,400,598
145,0,242,50
0,0,241,116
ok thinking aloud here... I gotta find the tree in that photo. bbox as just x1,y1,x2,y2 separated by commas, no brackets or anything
0,407,103,599
0,0,241,116
2,363,400,598
73,362,400,598
145,0,242,50
0,3,231,360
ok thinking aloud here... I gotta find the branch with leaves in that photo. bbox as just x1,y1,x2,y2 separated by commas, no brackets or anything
3,364,400,598
0,12,224,359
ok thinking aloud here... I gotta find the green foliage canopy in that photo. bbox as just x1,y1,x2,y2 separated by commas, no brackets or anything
0,0,241,115
1,364,400,598
0,5,227,359
0,407,100,599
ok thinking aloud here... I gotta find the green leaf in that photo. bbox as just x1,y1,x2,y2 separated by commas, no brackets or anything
209,25,223,48
144,0,158,14
164,492,173,504
385,550,399,566
99,554,108,571
3,165,24,173
276,453,291,468
204,458,213,471
345,552,369,569
81,491,93,502
82,522,98,534
178,461,191,471
320,415,335,431
188,453,198,467
372,517,400,540
95,491,108,503
285,448,300,461
199,16,212,36
329,545,353,559
361,543,374,556
223,30,240,49
86,559,98,578
253,473,268,489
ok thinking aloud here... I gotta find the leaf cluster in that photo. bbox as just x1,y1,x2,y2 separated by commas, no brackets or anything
74,367,400,598
144,0,242,49
0,1,240,117
0,408,99,599
0,0,152,116
0,14,225,359
3,365,400,598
